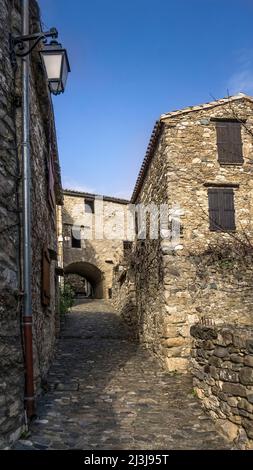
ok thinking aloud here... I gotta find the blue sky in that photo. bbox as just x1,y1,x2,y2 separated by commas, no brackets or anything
40,0,253,199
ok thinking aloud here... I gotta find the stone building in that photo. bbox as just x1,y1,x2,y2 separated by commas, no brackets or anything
114,94,253,374
62,190,129,299
0,0,62,446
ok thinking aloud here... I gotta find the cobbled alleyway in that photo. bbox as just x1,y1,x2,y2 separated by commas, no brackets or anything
15,300,229,450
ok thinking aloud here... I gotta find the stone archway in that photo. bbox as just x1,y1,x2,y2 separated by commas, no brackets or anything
64,262,104,299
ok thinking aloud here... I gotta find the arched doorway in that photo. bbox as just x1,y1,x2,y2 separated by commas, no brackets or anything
64,262,104,299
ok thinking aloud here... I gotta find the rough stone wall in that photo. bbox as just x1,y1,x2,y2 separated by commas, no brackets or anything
191,323,253,449
114,128,174,366
133,129,169,357
0,0,61,447
160,97,253,370
117,96,253,373
0,0,23,446
28,6,59,390
62,192,129,299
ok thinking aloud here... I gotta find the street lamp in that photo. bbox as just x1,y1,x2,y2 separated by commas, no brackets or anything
10,29,70,95
10,0,70,420
40,40,71,95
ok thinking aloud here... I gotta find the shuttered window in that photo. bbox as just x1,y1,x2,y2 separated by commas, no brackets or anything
216,121,243,164
85,200,94,214
42,248,51,306
71,227,81,248
208,188,235,231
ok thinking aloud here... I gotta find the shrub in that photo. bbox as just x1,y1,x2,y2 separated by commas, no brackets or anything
59,283,75,315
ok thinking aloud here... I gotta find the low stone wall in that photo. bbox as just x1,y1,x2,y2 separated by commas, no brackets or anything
191,323,253,449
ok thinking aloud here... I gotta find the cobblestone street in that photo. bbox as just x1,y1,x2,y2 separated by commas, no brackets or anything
15,300,229,450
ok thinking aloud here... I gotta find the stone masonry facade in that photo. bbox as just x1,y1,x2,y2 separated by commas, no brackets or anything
62,190,129,300
0,0,62,447
114,94,253,372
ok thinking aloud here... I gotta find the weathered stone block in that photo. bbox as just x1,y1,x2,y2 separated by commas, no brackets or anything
233,335,247,349
222,361,233,369
205,376,216,386
195,387,205,399
247,394,253,404
228,414,242,425
163,337,185,348
217,419,239,441
214,330,233,346
246,341,253,354
220,369,239,383
190,325,217,340
227,396,239,407
220,400,231,415
213,346,229,358
239,368,253,385
202,396,219,410
162,325,178,338
238,399,253,414
210,366,219,380
222,382,246,397
165,357,189,372
231,354,244,364
208,355,222,367
217,391,228,401
244,355,253,367
202,340,214,350
242,419,253,439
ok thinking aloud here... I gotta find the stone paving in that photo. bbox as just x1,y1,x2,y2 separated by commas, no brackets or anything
14,300,229,450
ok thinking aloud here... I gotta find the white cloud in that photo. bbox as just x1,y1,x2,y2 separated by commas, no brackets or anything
62,178,96,194
113,189,131,200
227,50,253,95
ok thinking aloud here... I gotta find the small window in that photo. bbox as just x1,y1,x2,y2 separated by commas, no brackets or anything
85,199,94,214
215,121,243,164
208,188,235,232
135,213,139,236
108,288,112,299
71,227,81,248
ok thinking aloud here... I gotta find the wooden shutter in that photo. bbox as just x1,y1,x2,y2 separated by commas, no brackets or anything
222,188,236,230
216,122,243,164
42,248,51,306
228,122,243,163
208,188,235,231
208,189,220,231
216,123,229,163
48,155,56,211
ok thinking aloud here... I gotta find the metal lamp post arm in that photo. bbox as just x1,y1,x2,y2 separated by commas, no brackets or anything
10,27,58,65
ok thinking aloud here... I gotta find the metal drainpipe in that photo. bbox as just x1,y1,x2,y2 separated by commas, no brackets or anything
21,0,35,418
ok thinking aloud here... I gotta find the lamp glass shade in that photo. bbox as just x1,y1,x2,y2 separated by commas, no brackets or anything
49,81,62,94
41,52,63,80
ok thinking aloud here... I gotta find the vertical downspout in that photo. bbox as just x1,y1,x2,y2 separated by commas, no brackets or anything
22,0,35,418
